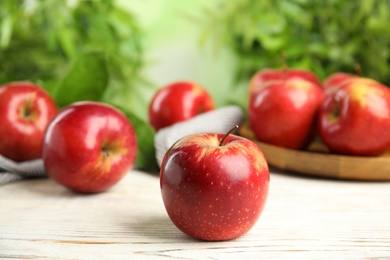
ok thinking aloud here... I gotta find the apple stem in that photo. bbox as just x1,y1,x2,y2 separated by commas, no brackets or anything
101,142,113,159
329,96,341,122
354,63,363,77
280,51,287,81
101,147,110,158
22,93,36,119
219,125,239,146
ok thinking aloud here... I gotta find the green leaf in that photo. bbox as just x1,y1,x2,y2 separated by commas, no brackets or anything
52,51,109,107
201,0,390,85
0,16,12,49
116,105,159,173
57,27,77,58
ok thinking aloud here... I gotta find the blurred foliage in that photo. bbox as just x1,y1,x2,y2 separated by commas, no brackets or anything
0,0,144,91
0,0,158,172
118,105,159,172
52,51,109,107
201,0,390,85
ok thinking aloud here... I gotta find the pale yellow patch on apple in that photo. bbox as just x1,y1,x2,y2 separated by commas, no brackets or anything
347,78,382,104
176,134,218,148
94,139,128,173
176,133,257,164
351,78,378,86
286,79,313,90
191,83,206,97
349,83,389,118
349,82,373,105
252,152,268,173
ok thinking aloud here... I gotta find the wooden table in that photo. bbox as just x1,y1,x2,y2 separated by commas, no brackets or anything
1,169,390,259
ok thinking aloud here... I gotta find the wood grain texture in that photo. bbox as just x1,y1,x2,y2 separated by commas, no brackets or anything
239,124,390,181
1,169,390,259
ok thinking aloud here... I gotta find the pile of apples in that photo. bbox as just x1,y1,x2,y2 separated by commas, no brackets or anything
4,68,390,242
0,80,270,242
0,81,137,193
248,68,390,157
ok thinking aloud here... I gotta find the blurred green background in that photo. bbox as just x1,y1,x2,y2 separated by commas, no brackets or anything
0,0,237,121
2,0,390,170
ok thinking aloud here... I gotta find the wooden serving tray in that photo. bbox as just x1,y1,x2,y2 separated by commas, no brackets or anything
239,124,390,181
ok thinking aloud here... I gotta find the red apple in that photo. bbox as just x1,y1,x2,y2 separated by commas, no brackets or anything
322,72,358,94
318,78,390,156
148,81,215,131
42,101,137,193
0,81,57,162
249,68,322,95
160,126,270,241
248,78,324,149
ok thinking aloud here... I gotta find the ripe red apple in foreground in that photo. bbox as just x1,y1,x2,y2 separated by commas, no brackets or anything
160,126,270,241
318,78,390,156
148,81,215,131
248,79,324,149
42,101,137,193
0,81,57,162
248,68,322,95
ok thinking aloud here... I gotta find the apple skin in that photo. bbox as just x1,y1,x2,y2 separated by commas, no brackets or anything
249,68,322,95
248,79,324,149
42,101,137,193
160,132,270,241
318,78,390,156
148,81,215,131
322,72,358,94
0,81,58,162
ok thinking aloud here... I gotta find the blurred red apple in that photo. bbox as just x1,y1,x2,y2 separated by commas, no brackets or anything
318,78,390,156
0,81,57,162
160,127,269,241
248,79,324,149
148,81,215,131
322,72,358,94
249,68,322,95
42,101,137,193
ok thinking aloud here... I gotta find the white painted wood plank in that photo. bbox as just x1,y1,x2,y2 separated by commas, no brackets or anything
1,169,390,259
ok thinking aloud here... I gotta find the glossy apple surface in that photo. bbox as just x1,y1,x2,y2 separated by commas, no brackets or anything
248,79,324,149
0,81,57,162
318,78,390,156
322,72,358,94
42,101,137,193
249,68,322,95
148,81,215,131
160,131,270,241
